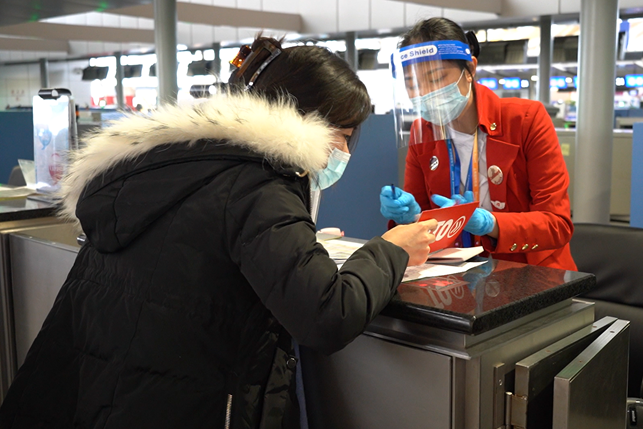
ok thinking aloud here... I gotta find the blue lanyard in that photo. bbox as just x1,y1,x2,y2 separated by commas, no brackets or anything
445,138,460,197
445,137,474,247
445,137,474,196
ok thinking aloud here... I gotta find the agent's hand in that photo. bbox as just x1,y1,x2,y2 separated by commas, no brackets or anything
430,192,471,208
382,219,438,266
380,186,421,224
431,191,496,236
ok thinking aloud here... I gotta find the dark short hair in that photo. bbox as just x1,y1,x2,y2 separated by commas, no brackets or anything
399,18,480,88
230,37,371,129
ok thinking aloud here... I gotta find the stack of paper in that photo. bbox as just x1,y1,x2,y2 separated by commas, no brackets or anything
402,260,488,283
0,186,39,200
426,246,484,264
318,239,364,265
0,160,42,201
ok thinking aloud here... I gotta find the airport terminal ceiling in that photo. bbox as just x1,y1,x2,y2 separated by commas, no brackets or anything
3,1,643,63
0,0,153,27
3,0,643,111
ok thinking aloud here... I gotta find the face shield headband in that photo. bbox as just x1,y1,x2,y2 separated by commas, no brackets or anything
391,40,472,79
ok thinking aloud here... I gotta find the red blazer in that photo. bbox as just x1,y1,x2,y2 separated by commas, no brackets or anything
405,84,577,271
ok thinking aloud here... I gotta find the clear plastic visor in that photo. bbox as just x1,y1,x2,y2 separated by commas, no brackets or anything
390,40,473,147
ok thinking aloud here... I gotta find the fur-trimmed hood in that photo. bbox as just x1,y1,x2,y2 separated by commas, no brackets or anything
59,92,335,223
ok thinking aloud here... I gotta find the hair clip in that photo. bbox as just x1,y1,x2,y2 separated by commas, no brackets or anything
246,46,281,90
230,45,252,68
229,40,282,90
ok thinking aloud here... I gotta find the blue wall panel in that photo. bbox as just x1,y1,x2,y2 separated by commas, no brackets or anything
632,123,643,227
316,114,398,240
0,112,33,183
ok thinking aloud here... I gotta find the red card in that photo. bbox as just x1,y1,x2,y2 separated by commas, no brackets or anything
417,202,478,251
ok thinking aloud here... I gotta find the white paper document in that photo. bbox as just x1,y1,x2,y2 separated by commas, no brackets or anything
402,261,488,283
318,239,364,264
317,237,487,281
426,246,484,263
0,186,39,200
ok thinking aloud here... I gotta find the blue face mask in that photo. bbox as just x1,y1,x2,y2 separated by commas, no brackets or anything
412,69,471,126
311,148,351,191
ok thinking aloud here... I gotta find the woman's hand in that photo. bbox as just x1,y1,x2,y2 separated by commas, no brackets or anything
382,219,438,266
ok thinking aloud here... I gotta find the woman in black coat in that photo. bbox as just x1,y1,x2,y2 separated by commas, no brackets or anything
0,37,437,429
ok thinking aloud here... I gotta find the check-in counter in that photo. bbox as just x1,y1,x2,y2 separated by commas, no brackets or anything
0,197,78,402
302,257,628,429
556,129,632,221
0,197,56,224
0,211,628,428
7,223,80,366
0,196,59,399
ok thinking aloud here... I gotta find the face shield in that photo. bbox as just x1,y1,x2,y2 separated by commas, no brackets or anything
390,40,473,147
345,124,361,152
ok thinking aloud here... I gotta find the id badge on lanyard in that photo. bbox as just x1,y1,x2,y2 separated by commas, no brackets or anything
445,130,481,247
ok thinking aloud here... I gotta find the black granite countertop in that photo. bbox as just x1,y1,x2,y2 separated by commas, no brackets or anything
0,197,58,222
380,257,596,335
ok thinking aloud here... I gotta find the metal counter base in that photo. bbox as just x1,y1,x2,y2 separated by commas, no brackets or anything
301,299,616,429
0,221,80,402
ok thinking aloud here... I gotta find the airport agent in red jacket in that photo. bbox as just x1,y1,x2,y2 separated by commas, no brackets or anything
381,17,576,271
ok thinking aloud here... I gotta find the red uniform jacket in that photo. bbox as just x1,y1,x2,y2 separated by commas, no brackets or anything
405,83,577,271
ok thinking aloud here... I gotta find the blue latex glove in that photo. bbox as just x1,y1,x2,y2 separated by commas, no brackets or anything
430,194,465,208
379,186,421,224
431,191,495,236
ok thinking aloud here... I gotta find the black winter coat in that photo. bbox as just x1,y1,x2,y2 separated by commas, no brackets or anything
0,94,408,429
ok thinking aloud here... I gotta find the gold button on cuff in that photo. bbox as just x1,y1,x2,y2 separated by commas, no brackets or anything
532,244,539,250
510,243,517,252
521,244,529,251
490,123,497,131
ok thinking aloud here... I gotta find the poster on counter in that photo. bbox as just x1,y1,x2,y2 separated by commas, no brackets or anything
32,88,78,194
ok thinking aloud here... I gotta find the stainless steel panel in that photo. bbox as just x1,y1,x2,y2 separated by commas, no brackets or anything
512,316,616,428
301,334,452,429
553,319,630,429
9,223,80,366
468,301,595,429
493,363,506,428
305,300,594,429
0,217,63,402
463,356,482,429
452,358,467,429
11,223,81,250
366,300,594,428
0,232,14,402
367,300,593,359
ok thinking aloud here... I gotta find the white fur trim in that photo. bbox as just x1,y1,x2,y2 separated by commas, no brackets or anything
59,92,335,223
